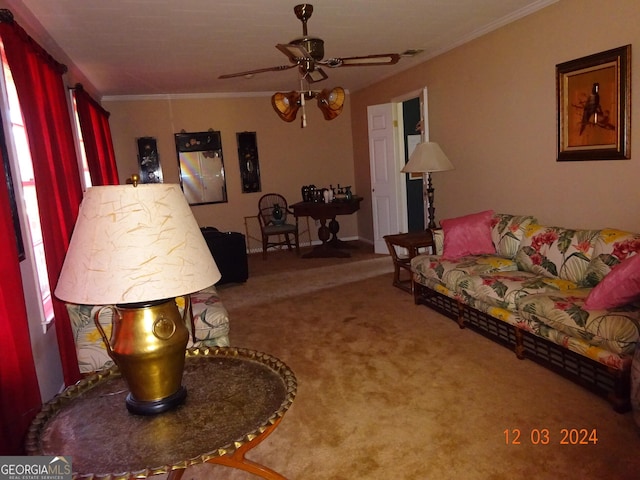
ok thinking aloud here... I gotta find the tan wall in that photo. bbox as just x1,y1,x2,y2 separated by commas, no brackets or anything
105,0,640,248
103,94,355,249
351,0,640,240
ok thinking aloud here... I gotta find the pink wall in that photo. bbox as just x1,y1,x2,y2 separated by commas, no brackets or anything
351,0,640,241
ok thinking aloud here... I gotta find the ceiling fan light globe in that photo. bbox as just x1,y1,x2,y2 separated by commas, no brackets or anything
317,87,345,121
272,91,301,122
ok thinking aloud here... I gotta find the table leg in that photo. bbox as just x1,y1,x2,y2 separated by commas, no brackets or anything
302,217,349,258
167,469,185,480
208,418,288,479
167,419,288,480
327,218,357,250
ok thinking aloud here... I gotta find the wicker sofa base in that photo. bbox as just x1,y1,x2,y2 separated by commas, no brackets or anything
413,282,631,413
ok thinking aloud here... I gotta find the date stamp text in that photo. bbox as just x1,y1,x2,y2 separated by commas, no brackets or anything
504,428,598,445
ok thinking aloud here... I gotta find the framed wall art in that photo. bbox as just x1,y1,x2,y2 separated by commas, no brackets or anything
136,137,163,183
236,131,261,193
556,45,631,161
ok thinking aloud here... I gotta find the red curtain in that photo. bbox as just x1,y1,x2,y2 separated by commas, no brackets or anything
0,145,42,455
74,83,120,185
0,17,83,386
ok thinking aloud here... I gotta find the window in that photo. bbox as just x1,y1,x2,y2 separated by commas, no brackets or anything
0,44,90,329
70,92,92,190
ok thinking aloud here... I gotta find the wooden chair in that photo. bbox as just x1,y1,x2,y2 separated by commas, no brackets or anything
257,193,299,259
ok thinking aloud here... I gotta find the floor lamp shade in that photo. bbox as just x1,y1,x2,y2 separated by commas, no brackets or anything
401,142,454,230
401,142,454,174
55,183,221,415
55,183,221,305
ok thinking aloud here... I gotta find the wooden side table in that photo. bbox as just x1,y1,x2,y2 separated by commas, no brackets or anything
384,231,434,293
26,347,297,480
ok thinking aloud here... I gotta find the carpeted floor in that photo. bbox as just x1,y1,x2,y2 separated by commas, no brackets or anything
169,244,640,479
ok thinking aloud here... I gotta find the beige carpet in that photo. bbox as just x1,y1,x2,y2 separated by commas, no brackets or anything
174,245,640,479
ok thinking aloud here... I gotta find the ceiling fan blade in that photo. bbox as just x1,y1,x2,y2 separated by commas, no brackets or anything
303,67,328,83
218,64,296,79
323,53,401,68
276,43,313,62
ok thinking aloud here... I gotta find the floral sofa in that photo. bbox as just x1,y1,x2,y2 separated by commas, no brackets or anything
411,210,640,412
66,285,230,374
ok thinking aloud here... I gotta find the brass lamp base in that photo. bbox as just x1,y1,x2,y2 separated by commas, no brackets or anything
126,385,187,415
95,298,190,416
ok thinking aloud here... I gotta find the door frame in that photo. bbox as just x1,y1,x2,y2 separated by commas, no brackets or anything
392,87,429,233
367,87,429,252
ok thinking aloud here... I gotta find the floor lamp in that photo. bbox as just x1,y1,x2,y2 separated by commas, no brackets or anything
401,142,454,229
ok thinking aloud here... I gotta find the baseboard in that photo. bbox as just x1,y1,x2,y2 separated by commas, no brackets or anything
246,235,362,254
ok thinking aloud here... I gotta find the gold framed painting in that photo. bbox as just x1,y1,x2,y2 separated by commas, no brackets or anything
556,45,631,161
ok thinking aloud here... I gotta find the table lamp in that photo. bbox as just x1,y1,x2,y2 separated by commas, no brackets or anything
55,180,221,415
401,142,454,229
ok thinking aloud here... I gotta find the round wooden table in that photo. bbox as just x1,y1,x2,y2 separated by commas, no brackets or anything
26,347,297,480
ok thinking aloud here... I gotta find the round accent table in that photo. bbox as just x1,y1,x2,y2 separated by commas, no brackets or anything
26,347,297,480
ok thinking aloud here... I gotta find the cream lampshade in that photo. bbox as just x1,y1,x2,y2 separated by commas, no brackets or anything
55,182,221,415
401,142,454,229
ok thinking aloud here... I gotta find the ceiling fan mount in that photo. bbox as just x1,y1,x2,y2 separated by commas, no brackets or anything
219,3,400,83
289,4,324,61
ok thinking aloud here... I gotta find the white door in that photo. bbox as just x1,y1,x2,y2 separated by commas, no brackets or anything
367,103,402,254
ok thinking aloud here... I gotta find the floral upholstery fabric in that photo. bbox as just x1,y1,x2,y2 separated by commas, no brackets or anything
491,213,537,259
456,271,579,311
411,213,640,374
67,285,230,374
432,228,444,255
470,295,633,370
518,290,640,355
431,213,535,258
175,285,230,346
515,224,599,284
530,318,632,371
411,254,518,294
583,228,640,287
66,305,117,374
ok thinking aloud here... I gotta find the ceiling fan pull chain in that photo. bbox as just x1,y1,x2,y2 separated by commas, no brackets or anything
300,79,307,128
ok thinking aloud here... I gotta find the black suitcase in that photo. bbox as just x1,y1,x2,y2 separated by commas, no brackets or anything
200,227,249,285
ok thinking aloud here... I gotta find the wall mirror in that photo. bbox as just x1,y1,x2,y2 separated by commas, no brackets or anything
174,130,227,205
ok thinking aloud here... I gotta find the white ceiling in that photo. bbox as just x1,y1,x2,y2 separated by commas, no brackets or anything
12,0,557,98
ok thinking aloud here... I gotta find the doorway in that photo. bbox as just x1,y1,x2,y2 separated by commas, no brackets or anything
402,97,423,232
367,88,427,253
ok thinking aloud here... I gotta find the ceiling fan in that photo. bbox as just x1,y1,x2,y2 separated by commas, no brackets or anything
218,3,401,84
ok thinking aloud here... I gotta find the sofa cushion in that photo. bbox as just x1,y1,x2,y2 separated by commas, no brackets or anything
584,253,640,310
66,303,116,374
441,210,495,260
515,224,599,284
179,285,230,345
490,213,537,259
431,228,444,255
583,228,640,287
411,253,518,293
456,271,579,311
518,290,640,355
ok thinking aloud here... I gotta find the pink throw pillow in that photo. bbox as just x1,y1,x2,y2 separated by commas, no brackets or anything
441,210,496,260
584,253,640,310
